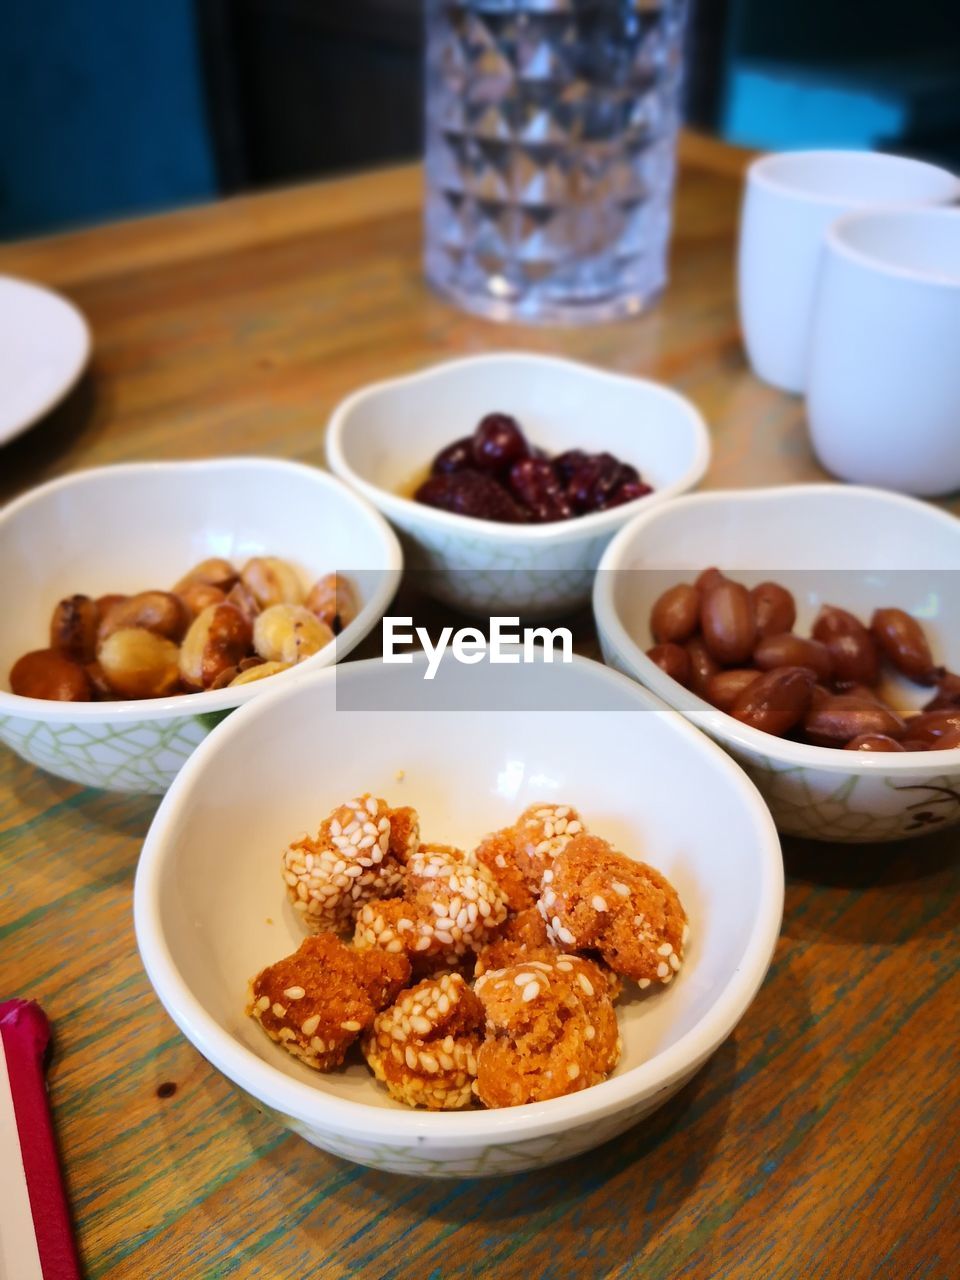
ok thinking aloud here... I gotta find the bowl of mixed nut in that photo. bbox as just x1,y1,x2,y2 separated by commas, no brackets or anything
0,457,402,794
326,352,709,618
134,651,782,1176
594,484,960,842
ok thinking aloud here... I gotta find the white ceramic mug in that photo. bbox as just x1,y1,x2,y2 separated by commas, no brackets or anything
806,206,960,497
738,151,960,394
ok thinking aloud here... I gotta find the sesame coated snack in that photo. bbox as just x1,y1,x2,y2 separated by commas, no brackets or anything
476,803,585,911
539,834,687,986
281,794,407,934
401,844,509,959
252,796,686,1110
473,957,621,1107
247,933,411,1070
362,974,484,1110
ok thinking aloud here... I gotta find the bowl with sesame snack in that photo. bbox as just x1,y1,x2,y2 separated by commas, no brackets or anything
134,649,782,1176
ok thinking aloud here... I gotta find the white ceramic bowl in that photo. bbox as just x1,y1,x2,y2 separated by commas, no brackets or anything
326,352,710,618
594,485,960,843
134,653,782,1177
0,459,402,795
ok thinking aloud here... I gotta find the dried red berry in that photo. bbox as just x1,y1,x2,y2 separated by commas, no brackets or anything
471,414,529,473
414,471,530,523
507,458,573,523
431,437,475,475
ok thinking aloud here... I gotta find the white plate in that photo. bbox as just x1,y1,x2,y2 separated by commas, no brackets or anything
0,276,91,446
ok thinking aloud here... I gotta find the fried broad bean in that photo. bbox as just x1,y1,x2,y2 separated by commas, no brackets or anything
700,580,756,665
685,636,721,698
753,633,833,682
750,582,796,639
179,603,253,690
650,583,700,645
844,734,906,752
225,580,261,627
730,666,815,735
305,573,360,635
177,581,226,619
253,605,333,665
173,558,238,592
870,608,937,684
50,594,99,663
10,649,92,701
706,668,761,712
98,629,181,699
812,605,879,686
240,557,303,608
803,694,905,747
98,590,189,644
646,642,691,686
229,660,291,686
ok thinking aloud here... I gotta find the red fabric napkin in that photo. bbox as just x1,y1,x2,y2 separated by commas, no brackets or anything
0,1000,82,1280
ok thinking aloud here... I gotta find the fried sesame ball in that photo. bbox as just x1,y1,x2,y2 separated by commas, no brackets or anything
247,933,411,1070
401,844,508,959
352,898,467,979
476,803,585,911
538,834,687,987
386,805,420,863
473,906,556,976
362,974,484,1110
281,794,406,934
473,958,621,1108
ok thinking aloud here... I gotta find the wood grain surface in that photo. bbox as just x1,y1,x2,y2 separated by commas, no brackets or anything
2,134,958,1280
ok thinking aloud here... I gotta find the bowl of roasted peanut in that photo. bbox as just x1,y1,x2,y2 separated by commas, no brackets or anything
134,651,782,1176
594,484,960,842
0,458,402,794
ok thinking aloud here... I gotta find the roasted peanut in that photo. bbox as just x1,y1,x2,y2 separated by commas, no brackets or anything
97,629,181,699
753,633,833,682
705,668,761,712
932,727,960,750
700,580,756,665
750,582,796,639
685,636,721,698
304,573,360,635
173,558,238,593
179,603,253,690
729,666,815,735
240,557,303,609
49,594,99,663
803,694,905,747
812,605,879,686
900,709,960,746
96,593,128,616
253,605,333,665
177,582,226,619
695,567,728,593
871,608,936,684
924,672,960,711
229,660,291,686
646,643,691,686
844,734,906,752
10,649,92,701
98,590,189,644
650,583,700,645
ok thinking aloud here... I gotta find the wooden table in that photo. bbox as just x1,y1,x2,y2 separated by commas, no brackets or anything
2,136,958,1280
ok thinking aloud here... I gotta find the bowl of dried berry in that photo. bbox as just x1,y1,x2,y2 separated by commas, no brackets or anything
594,484,960,842
0,458,402,794
326,352,709,618
134,650,782,1176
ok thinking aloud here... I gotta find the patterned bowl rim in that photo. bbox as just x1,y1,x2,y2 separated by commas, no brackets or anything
593,483,960,773
0,457,403,721
326,351,711,546
134,652,784,1146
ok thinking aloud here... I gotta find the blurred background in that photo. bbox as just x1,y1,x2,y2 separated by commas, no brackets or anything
2,0,958,240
